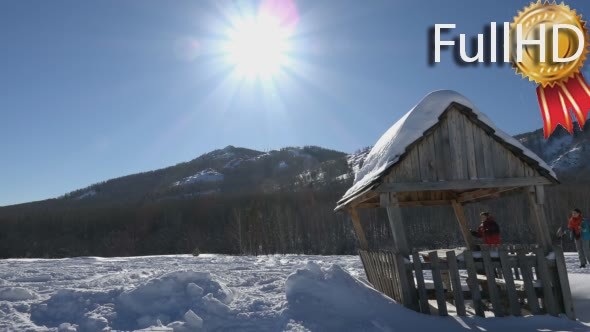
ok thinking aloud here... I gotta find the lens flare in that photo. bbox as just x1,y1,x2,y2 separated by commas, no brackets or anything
224,0,298,79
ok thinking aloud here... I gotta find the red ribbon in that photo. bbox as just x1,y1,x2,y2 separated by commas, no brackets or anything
536,73,590,138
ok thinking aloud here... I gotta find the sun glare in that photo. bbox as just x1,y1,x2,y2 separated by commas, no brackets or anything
225,13,292,79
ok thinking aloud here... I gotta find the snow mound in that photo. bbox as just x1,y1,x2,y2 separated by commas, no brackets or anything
173,169,224,186
339,90,557,207
0,287,38,301
4,256,587,331
31,288,119,331
285,262,586,332
116,270,233,329
29,270,233,331
285,262,435,331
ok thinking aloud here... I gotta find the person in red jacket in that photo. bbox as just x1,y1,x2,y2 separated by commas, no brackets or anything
471,212,501,246
568,208,587,268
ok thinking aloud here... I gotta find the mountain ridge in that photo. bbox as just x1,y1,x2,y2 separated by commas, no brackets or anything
3,122,590,209
1,125,590,258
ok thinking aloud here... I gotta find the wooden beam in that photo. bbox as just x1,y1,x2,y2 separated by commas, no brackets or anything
338,190,378,211
381,193,410,256
525,186,552,251
457,187,519,203
398,199,451,207
349,208,369,250
451,200,475,249
375,176,551,193
355,202,380,209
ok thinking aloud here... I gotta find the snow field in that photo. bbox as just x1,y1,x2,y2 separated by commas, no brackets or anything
0,254,588,331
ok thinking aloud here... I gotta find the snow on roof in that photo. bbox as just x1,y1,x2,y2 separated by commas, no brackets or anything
337,90,557,209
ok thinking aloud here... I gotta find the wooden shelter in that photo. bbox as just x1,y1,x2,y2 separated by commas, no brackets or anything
335,91,574,318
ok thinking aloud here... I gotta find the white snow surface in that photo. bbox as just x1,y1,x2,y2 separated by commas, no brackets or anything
339,90,557,207
0,253,588,331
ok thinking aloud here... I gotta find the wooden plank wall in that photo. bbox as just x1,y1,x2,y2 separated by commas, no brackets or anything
358,247,574,319
384,107,542,185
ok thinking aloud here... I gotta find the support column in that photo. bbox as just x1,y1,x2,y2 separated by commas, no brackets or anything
380,193,410,256
526,186,552,251
349,208,369,250
451,200,475,249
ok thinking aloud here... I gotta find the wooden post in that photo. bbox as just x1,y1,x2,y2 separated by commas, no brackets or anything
499,249,521,316
534,247,558,316
446,251,466,316
349,208,369,250
412,252,431,314
463,250,485,317
482,249,503,317
381,193,410,256
451,200,475,249
526,186,552,251
554,246,576,319
428,251,448,316
517,249,540,314
393,252,418,311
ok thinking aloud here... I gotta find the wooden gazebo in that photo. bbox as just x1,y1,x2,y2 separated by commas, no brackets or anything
335,90,574,318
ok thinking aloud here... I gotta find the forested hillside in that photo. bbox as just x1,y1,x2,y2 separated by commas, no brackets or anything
1,125,589,258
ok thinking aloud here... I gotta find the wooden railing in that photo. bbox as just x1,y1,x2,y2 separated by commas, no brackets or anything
358,245,575,319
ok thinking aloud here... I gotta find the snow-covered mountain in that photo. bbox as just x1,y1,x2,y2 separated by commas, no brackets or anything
58,145,352,204
13,122,590,207
516,123,590,180
2,126,589,259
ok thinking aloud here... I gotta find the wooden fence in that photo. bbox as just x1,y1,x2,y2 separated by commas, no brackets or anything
359,245,575,319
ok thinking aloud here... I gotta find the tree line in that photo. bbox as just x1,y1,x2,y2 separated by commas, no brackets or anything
0,182,587,258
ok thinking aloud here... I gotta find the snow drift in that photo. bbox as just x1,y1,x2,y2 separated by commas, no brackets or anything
285,262,588,332
1,254,588,331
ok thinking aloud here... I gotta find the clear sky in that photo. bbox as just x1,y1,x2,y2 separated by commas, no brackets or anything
2,0,590,206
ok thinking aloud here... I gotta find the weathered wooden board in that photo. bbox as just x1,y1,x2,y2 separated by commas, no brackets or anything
412,252,431,314
451,200,475,249
433,117,450,181
429,252,448,316
461,114,478,179
447,109,468,180
499,249,521,316
482,249,504,317
446,251,466,316
554,246,576,319
463,250,485,317
535,247,558,316
349,209,368,250
517,249,540,314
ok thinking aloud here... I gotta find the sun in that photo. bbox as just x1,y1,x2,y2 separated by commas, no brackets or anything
224,13,292,79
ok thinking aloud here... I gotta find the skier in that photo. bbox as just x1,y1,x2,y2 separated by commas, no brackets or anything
470,212,501,246
569,208,590,268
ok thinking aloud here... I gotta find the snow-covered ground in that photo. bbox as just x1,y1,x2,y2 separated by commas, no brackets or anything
0,254,588,331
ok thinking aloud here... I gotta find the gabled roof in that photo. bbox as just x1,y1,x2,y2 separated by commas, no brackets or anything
336,90,557,210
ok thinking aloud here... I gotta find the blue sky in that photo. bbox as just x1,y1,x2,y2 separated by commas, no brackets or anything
2,0,590,206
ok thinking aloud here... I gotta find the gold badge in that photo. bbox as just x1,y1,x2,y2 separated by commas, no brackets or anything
511,1,590,137
511,1,588,87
